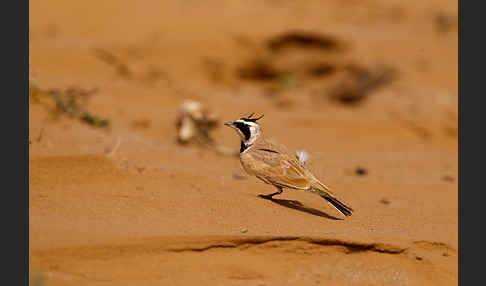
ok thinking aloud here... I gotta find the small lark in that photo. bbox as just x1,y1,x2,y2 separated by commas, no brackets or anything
225,113,353,217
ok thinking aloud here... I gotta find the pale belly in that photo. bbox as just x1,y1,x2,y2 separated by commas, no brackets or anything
239,153,258,176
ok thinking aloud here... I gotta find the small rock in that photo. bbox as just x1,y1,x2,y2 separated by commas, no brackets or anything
442,175,454,182
435,12,456,35
355,167,368,176
380,198,391,205
233,173,248,180
240,227,248,233
175,100,219,145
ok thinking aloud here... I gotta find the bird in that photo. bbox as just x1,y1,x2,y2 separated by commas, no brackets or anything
225,113,353,217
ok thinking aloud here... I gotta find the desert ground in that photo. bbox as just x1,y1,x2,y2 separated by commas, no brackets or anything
29,0,458,285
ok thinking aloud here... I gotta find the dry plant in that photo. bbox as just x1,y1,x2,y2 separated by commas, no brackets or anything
30,84,110,128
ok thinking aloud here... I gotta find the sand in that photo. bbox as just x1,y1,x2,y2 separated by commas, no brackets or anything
29,0,458,285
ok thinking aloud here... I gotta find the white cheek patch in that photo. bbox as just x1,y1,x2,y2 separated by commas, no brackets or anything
247,125,259,145
233,119,261,145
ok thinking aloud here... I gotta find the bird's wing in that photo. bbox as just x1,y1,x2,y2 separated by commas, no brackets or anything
249,147,314,190
264,139,290,154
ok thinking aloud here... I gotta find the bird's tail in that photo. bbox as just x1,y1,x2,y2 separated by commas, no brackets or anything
311,186,353,217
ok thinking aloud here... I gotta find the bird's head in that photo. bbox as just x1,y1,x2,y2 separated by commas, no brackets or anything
225,113,264,149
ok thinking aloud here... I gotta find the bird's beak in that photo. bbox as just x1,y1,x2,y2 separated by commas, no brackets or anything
224,122,236,128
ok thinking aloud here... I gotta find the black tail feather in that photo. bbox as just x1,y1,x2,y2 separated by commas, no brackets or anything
319,194,353,217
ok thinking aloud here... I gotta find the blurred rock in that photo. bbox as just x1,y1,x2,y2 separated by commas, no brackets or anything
175,100,219,145
328,64,396,106
380,198,391,205
442,175,455,183
175,100,239,157
237,59,280,81
435,12,457,35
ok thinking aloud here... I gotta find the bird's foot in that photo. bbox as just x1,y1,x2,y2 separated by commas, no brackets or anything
258,194,276,200
259,188,283,200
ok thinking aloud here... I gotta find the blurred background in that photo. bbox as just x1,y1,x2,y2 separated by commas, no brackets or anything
30,1,458,285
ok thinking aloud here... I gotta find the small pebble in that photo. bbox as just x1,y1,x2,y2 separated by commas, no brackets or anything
442,175,454,182
355,167,368,176
380,198,391,205
233,174,248,180
240,228,248,233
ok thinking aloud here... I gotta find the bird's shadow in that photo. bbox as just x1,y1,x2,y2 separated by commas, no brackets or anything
260,196,342,220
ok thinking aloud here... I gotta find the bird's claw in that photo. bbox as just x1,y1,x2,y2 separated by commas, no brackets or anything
258,194,274,200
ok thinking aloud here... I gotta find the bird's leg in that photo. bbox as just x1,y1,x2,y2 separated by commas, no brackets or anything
258,187,283,200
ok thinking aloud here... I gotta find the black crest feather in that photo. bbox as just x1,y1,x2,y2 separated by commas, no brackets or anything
240,113,264,123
